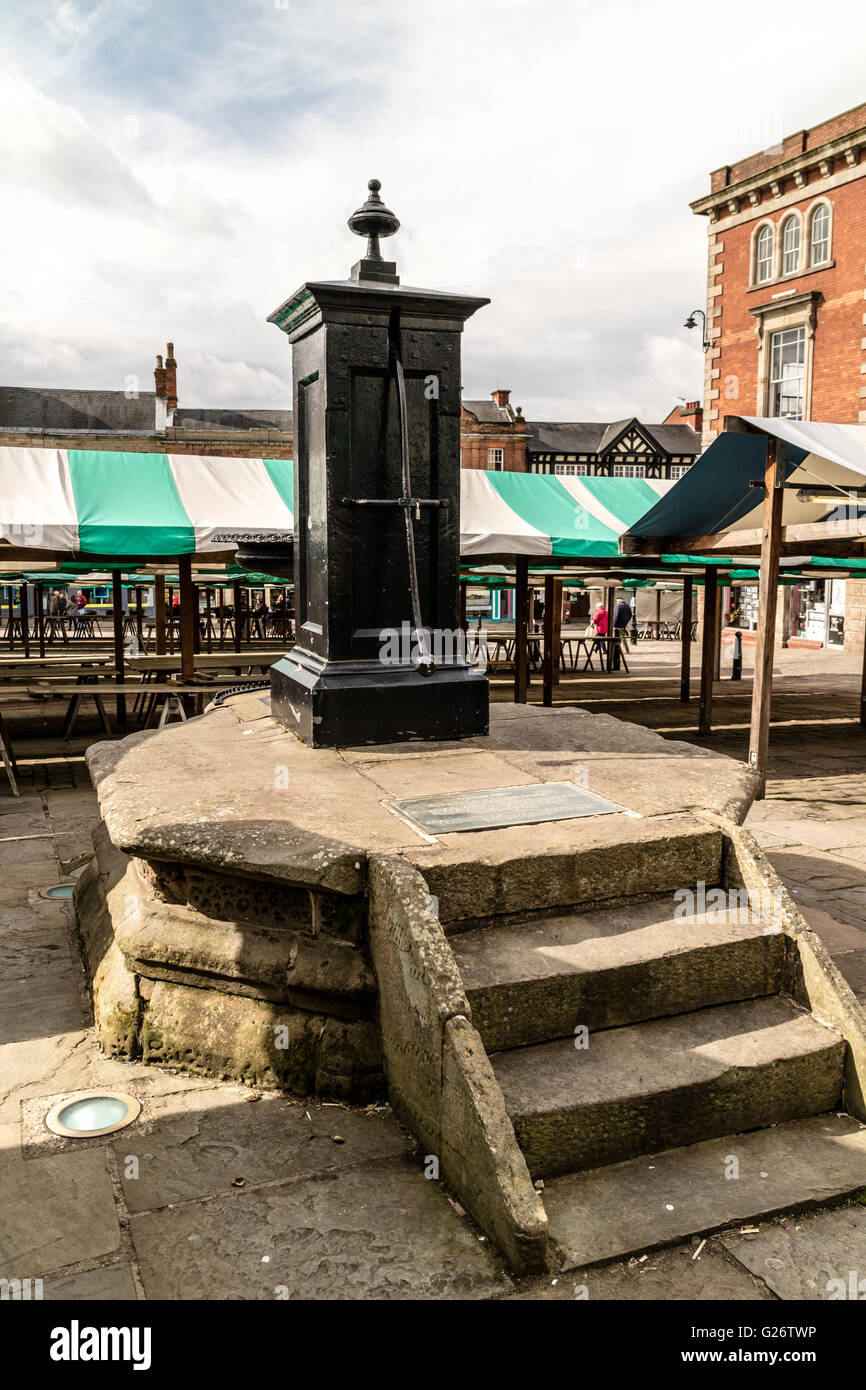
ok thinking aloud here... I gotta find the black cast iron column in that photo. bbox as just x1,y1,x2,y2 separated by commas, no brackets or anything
267,179,490,747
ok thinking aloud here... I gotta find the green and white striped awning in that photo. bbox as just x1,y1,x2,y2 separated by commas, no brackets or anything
0,447,670,561
459,470,673,557
0,447,294,555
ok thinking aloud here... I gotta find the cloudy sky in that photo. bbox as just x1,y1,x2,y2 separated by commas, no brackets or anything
2,0,866,423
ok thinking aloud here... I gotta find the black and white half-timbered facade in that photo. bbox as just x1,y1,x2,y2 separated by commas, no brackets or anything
525,417,700,479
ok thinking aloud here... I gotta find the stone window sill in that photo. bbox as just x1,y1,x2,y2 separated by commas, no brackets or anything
748,260,835,293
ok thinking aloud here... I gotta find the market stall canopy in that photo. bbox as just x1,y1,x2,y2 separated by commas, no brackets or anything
460,469,673,557
0,447,294,556
622,417,866,557
1,446,673,564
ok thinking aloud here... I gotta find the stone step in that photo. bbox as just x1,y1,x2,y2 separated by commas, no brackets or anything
541,1112,866,1271
426,816,724,928
453,895,785,1051
491,996,845,1179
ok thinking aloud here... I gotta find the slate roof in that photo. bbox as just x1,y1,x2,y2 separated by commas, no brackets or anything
173,407,294,432
526,418,700,457
0,387,157,433
462,399,513,424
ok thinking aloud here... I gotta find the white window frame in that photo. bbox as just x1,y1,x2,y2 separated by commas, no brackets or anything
769,326,806,419
669,464,690,480
554,462,587,476
612,463,646,478
755,223,773,283
487,447,504,469
809,201,831,266
781,214,801,275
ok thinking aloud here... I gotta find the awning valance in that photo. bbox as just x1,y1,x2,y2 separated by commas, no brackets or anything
0,447,294,555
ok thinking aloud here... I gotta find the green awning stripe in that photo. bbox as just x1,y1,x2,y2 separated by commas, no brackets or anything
67,451,194,556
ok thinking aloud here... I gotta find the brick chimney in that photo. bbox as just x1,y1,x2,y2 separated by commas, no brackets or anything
678,400,703,433
154,342,177,430
164,342,177,410
491,388,510,409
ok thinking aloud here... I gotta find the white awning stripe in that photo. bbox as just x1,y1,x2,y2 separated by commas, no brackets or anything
459,470,551,555
0,447,78,550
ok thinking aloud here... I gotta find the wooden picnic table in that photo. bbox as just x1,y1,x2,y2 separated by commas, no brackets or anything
3,680,242,742
127,651,284,672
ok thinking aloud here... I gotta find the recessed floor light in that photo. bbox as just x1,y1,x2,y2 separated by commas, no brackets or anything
41,884,75,900
45,1091,141,1138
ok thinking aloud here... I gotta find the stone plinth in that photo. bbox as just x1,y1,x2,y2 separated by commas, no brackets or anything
76,694,758,1103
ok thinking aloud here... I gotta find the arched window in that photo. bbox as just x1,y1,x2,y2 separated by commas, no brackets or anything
810,204,830,265
755,224,773,283
781,215,800,275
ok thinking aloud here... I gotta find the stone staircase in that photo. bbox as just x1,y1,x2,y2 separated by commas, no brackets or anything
447,880,863,1268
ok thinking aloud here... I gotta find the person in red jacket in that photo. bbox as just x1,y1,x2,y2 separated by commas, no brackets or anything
592,601,609,636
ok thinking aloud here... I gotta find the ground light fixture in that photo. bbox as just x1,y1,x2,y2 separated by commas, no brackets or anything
45,1090,141,1138
41,884,75,900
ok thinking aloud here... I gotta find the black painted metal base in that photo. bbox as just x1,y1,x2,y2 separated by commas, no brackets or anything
270,651,489,747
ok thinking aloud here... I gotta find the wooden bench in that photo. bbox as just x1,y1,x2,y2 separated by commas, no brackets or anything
3,682,227,740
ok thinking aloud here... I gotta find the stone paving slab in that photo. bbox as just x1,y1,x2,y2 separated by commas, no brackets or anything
130,1158,512,1300
721,1205,866,1300
0,1122,121,1278
44,1263,138,1300
113,1090,412,1213
508,1244,772,1300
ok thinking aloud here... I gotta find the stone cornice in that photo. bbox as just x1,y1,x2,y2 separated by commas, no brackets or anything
691,127,866,219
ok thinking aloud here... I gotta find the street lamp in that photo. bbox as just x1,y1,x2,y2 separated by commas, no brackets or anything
684,309,710,352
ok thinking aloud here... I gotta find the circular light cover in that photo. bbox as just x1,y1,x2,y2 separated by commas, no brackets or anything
45,1090,141,1138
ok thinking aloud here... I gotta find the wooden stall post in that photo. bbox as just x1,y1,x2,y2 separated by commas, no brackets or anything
154,573,167,655
178,555,197,687
748,437,786,797
680,576,693,702
698,567,718,736
135,586,144,649
19,581,30,660
111,569,127,728
232,582,243,656
35,583,46,658
514,557,529,704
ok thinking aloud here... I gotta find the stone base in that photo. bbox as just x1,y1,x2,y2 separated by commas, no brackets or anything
270,650,489,746
75,822,384,1101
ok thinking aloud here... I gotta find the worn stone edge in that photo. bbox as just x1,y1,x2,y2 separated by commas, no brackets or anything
713,813,866,1123
368,852,548,1273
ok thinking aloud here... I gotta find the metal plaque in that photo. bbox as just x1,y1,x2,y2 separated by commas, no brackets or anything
391,782,625,835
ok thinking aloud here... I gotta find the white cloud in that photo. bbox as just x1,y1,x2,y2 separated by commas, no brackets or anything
2,0,866,420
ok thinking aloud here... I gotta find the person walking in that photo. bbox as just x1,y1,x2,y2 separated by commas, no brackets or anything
611,594,632,671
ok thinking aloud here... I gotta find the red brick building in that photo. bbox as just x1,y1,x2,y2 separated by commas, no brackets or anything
691,102,866,652
692,101,866,444
460,389,528,470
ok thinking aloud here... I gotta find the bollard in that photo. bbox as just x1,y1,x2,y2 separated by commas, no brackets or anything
731,630,742,680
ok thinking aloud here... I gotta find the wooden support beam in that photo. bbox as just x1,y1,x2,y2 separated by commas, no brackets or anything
606,584,617,672
35,583,45,658
514,556,529,704
698,567,718,735
860,617,866,729
233,582,243,655
713,582,723,680
748,438,786,797
542,574,556,706
7,586,15,651
135,586,144,648
154,573,167,655
680,576,693,702
551,576,563,687
111,569,127,728
458,580,467,633
178,555,197,696
19,581,30,660
205,587,213,654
